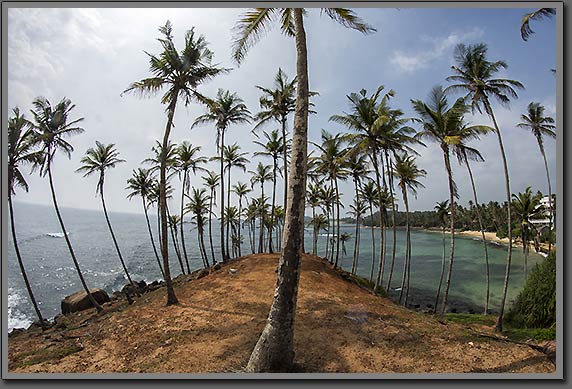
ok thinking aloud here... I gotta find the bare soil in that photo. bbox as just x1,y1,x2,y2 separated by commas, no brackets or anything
7,253,555,374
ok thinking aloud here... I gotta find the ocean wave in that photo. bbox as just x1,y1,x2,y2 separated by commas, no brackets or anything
8,288,33,332
45,232,69,238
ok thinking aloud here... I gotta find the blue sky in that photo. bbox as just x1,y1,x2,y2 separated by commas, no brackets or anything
7,7,557,215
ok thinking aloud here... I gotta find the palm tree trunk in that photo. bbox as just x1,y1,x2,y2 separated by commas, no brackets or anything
100,186,134,285
334,178,341,268
180,172,191,274
440,150,456,317
226,166,232,258
9,194,47,329
325,206,330,259
246,8,308,372
47,160,103,313
311,206,317,256
269,158,278,253
404,193,412,306
220,129,227,262
434,226,446,314
464,156,490,314
201,224,210,268
399,186,408,305
208,189,216,264
166,205,185,275
369,206,376,283
538,140,554,252
159,99,179,305
281,116,288,218
486,102,513,332
238,198,243,257
385,152,398,293
143,197,164,278
197,225,208,269
375,152,386,290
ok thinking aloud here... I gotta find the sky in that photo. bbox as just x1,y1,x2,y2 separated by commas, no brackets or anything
6,6,557,216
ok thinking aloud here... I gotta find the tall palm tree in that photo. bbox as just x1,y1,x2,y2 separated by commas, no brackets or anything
8,107,48,329
124,21,226,305
232,182,251,258
517,102,556,252
186,187,211,268
192,89,252,262
512,187,544,280
31,97,103,314
306,183,322,256
446,42,524,331
433,200,449,314
308,214,328,257
249,162,274,253
176,142,208,273
349,197,367,275
126,168,165,278
76,141,133,286
254,129,286,253
167,213,186,274
319,185,337,261
233,7,374,372
202,171,220,264
360,180,379,283
393,153,426,307
520,8,556,41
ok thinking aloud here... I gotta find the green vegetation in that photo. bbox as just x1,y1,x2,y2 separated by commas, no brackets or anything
445,313,497,326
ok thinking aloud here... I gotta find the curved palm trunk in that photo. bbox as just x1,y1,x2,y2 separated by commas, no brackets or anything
208,188,216,264
538,140,554,252
333,178,341,268
440,150,456,317
198,223,209,268
226,166,232,258
369,205,376,283
258,183,265,253
398,185,409,305
246,9,308,372
434,226,446,314
486,103,512,332
47,161,103,313
166,205,185,275
219,129,227,262
375,154,387,290
385,152,398,293
464,156,490,314
311,206,317,256
269,159,278,253
281,116,288,216
404,194,412,306
324,206,330,259
143,197,164,278
180,172,191,273
9,194,47,329
351,180,359,274
238,197,243,257
100,185,134,285
159,99,179,305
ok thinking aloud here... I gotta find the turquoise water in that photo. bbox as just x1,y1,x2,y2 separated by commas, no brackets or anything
7,202,543,331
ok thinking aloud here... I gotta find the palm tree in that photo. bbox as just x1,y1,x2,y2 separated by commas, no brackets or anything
339,232,352,265
167,213,186,274
202,171,220,264
176,142,208,273
192,89,252,262
319,186,337,261
249,162,274,253
232,182,251,258
446,42,524,331
126,168,165,278
30,97,103,313
349,198,367,276
308,214,328,257
433,200,449,314
393,153,426,307
512,187,544,280
233,7,374,372
186,187,211,268
124,21,226,305
273,206,285,249
8,107,48,329
76,141,133,286
517,102,556,252
306,183,322,256
254,129,286,253
520,8,556,41
360,180,379,283
346,153,369,274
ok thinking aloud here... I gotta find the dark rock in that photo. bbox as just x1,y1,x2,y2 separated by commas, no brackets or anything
213,263,222,271
450,308,458,313
8,328,25,338
61,288,110,315
426,304,433,309
137,280,147,288
413,304,421,309
197,269,209,279
111,291,123,300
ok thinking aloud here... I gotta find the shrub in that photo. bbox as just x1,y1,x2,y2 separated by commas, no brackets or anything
506,251,556,328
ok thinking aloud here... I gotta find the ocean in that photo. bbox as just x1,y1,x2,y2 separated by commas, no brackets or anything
6,201,543,331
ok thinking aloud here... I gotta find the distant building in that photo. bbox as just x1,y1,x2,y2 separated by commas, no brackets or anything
530,194,555,231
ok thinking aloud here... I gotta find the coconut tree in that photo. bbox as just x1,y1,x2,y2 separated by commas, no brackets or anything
393,153,426,307
176,142,208,273
202,170,220,264
512,187,544,280
232,182,251,258
186,187,211,268
308,214,328,257
273,206,285,248
254,129,286,253
30,97,103,313
360,180,379,283
192,89,252,262
339,232,352,265
126,168,165,278
8,107,48,329
167,214,186,274
76,141,133,286
446,42,524,331
517,102,556,252
233,7,374,372
124,21,227,305
306,183,322,256
433,200,449,314
349,197,367,276
249,162,274,253
319,185,337,261
521,8,556,41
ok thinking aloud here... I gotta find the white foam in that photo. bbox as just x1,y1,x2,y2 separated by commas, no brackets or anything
7,288,33,332
45,232,69,238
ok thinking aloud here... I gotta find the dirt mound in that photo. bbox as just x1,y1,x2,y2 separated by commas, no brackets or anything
7,254,555,374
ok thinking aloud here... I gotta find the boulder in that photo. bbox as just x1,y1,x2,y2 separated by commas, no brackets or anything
213,263,222,271
196,269,209,279
61,288,110,315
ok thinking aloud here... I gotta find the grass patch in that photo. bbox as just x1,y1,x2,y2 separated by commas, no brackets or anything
350,275,375,290
10,343,84,370
503,327,556,342
445,313,496,326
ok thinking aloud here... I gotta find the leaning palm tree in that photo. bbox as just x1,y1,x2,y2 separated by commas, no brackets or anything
123,21,227,305
339,232,352,266
76,141,133,286
520,8,556,41
360,180,379,283
232,182,251,258
176,142,208,273
308,213,328,258
349,197,367,276
517,102,556,252
433,200,449,314
512,187,544,280
8,107,48,329
167,214,186,274
393,153,426,307
249,162,274,253
202,171,220,264
446,42,524,331
192,89,252,262
233,7,374,372
30,96,103,313
126,168,164,278
306,183,322,256
186,187,211,269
